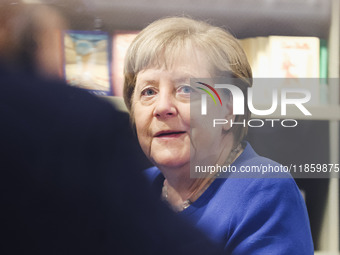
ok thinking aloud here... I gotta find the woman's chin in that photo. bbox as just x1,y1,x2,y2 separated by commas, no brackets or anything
152,157,190,170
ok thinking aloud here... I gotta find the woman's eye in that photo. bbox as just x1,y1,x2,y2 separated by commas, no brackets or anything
177,85,194,95
141,88,157,97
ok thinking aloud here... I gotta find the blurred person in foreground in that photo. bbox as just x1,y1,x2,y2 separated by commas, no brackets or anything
123,16,314,254
0,1,66,78
0,2,224,254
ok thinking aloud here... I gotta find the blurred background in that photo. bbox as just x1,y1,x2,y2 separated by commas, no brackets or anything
8,0,340,254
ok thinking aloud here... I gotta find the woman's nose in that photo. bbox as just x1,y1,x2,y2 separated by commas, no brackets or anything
153,92,178,118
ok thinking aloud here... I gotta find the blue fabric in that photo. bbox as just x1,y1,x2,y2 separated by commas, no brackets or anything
144,142,314,254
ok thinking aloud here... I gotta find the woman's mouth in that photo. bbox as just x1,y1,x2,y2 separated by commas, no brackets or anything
154,130,186,138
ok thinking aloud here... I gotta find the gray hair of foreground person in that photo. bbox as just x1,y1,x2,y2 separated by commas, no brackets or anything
123,16,253,144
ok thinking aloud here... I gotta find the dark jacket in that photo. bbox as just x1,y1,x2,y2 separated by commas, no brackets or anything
0,67,223,255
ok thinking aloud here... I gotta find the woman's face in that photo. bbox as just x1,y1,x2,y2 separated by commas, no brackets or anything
132,52,232,171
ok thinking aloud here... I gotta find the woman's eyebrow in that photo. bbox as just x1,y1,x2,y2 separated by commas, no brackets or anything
172,76,192,84
136,79,158,87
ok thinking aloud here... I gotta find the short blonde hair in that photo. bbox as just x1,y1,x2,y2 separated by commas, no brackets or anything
123,16,252,144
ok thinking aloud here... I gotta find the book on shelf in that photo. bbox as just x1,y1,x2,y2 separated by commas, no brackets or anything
239,36,327,106
319,39,328,104
63,30,113,96
112,31,139,97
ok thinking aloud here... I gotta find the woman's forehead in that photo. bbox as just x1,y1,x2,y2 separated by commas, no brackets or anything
136,62,211,84
138,47,212,76
136,68,200,83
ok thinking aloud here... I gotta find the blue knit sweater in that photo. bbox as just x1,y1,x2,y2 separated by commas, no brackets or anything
144,142,314,254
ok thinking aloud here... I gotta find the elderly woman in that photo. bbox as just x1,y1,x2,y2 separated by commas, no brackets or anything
123,17,313,254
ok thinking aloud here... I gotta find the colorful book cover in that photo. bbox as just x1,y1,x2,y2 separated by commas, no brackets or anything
319,39,328,104
267,36,320,79
64,30,112,96
112,31,139,97
240,36,321,105
240,36,320,78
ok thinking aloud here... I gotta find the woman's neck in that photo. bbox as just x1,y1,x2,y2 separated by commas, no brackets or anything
161,164,196,200
158,135,243,212
162,177,207,212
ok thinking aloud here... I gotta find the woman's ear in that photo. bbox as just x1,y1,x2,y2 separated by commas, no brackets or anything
222,115,235,132
222,99,235,132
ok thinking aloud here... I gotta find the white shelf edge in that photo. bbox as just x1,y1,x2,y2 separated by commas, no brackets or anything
101,96,128,112
314,252,340,255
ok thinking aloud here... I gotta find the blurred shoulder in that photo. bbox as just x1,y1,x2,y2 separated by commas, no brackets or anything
144,166,162,182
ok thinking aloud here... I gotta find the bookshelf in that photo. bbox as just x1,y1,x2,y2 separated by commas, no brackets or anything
50,0,339,253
